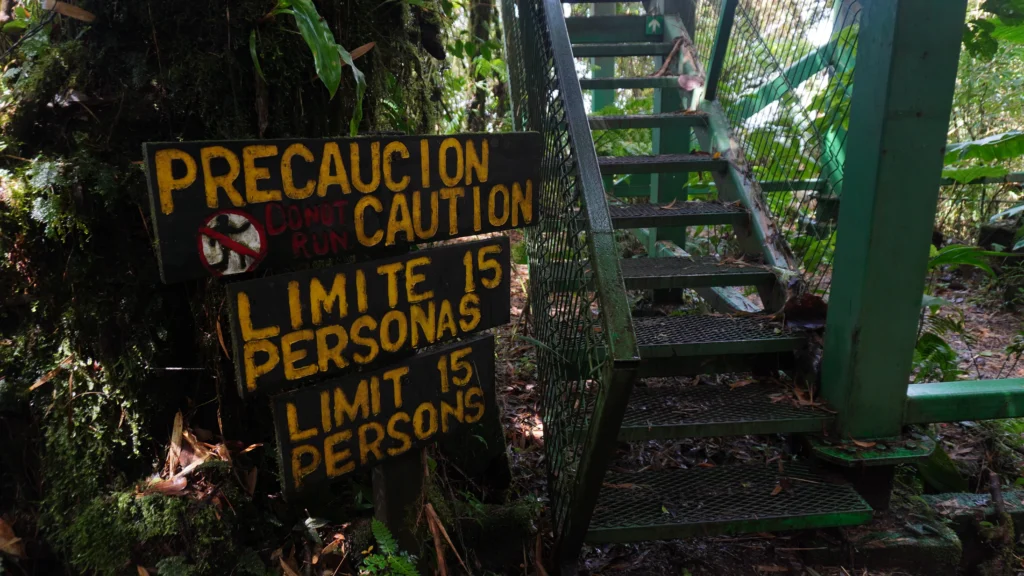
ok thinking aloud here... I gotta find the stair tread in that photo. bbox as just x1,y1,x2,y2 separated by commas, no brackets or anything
587,464,872,542
590,112,709,130
618,382,833,441
580,76,681,89
572,42,675,57
621,256,772,281
633,314,802,357
599,154,728,174
608,201,748,229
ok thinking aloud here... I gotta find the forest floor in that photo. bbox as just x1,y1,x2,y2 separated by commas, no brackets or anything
497,255,1024,576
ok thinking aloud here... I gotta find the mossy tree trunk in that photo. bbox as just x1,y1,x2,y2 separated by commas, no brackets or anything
0,1,442,572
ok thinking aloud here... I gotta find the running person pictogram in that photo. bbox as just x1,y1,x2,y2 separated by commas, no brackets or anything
196,210,267,276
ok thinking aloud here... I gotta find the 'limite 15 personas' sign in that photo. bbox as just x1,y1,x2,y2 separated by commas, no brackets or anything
143,133,541,283
226,237,510,397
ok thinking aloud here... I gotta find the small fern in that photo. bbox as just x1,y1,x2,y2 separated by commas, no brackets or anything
360,519,419,576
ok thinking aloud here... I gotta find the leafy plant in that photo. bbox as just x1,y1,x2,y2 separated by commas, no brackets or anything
257,0,367,135
928,244,1005,276
913,307,972,383
360,519,419,576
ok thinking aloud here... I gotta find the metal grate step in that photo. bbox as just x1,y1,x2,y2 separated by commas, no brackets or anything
620,257,774,290
590,112,709,130
618,382,833,441
572,42,675,57
599,154,728,175
566,16,654,44
586,464,872,542
608,201,748,229
580,76,681,90
599,154,727,176
634,314,803,358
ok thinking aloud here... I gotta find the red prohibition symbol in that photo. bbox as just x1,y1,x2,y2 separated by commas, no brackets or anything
196,209,268,277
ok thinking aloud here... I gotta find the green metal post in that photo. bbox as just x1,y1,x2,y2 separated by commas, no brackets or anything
650,10,689,254
704,0,737,102
592,3,617,205
820,0,968,438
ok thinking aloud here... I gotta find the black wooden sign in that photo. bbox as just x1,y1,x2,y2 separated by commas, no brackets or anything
226,236,510,397
271,334,496,495
143,133,541,283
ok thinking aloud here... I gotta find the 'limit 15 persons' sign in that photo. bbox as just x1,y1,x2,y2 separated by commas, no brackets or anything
142,132,541,497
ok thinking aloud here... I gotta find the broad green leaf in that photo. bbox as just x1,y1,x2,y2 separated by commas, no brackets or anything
278,0,343,99
249,30,266,82
944,131,1024,164
922,294,953,310
941,165,1009,183
992,19,1024,43
1014,238,1024,251
338,44,366,136
928,244,1000,276
990,202,1024,222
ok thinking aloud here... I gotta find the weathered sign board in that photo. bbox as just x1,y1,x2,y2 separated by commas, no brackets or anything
271,333,495,495
226,236,510,397
143,133,542,283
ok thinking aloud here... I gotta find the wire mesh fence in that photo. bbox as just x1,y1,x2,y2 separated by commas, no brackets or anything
502,0,631,542
693,0,861,294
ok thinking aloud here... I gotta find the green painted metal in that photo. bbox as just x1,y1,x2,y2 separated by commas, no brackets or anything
607,201,749,228
730,39,838,123
650,17,690,255
580,76,682,90
633,315,803,358
820,0,968,438
616,382,834,441
585,464,872,543
904,379,1024,424
808,434,936,467
590,113,708,130
761,180,827,192
591,2,617,113
611,175,653,197
704,0,738,102
548,256,775,291
565,16,652,43
572,42,676,57
599,154,727,174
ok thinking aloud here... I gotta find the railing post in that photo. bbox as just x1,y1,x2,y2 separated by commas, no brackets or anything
704,0,738,102
820,0,968,438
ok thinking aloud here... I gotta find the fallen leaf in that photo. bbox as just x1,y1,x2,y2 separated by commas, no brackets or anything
851,438,877,449
602,482,639,489
346,41,376,65
697,462,716,468
279,557,301,576
770,484,783,496
756,566,789,573
712,151,722,159
147,476,187,496
215,320,230,359
137,567,151,576
729,379,754,389
167,411,183,475
659,199,678,210
0,517,25,558
29,355,73,391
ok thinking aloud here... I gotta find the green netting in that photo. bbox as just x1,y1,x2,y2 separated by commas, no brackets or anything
696,0,861,294
502,0,629,540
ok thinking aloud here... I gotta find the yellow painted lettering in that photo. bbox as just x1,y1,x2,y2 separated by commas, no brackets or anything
355,196,384,246
488,183,509,227
243,339,279,392
356,270,368,313
242,145,281,204
282,330,316,381
383,141,410,192
291,444,321,489
237,292,280,341
200,146,244,209
383,366,409,410
350,316,380,364
351,142,381,193
405,256,433,303
154,148,197,215
412,190,439,239
512,180,533,226
310,274,347,324
438,138,463,187
320,390,332,433
357,422,385,464
465,386,485,423
459,293,480,332
282,143,315,200
380,309,408,353
315,325,349,371
465,139,488,185
318,142,351,196
478,244,503,289
333,379,370,426
287,280,302,330
410,302,436,348
440,391,464,433
440,187,464,235
377,261,403,308
436,299,457,340
324,430,355,477
286,402,317,441
413,402,438,440
386,412,412,456
385,192,414,245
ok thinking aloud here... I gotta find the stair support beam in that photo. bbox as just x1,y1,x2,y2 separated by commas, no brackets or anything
704,0,738,102
820,0,968,438
904,379,1024,425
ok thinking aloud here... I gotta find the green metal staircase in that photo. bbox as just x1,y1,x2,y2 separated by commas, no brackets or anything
502,0,997,572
